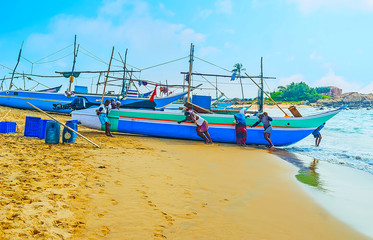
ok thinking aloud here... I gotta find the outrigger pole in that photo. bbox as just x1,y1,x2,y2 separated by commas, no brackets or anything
9,41,24,90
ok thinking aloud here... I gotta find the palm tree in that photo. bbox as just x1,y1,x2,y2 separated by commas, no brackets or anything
232,63,246,99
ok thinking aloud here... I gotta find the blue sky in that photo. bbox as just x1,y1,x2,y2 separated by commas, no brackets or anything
1,0,373,98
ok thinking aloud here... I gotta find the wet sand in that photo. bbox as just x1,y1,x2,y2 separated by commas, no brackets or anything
0,106,369,239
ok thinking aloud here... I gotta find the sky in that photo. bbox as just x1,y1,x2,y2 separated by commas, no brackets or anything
1,0,373,98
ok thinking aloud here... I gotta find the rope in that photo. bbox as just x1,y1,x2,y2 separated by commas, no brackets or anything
34,44,73,63
192,79,254,85
79,49,109,65
0,63,13,71
21,56,33,64
194,70,230,99
194,56,231,72
140,56,189,71
264,79,272,93
34,52,73,64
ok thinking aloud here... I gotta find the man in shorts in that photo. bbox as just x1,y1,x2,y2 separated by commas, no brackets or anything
96,99,113,137
312,123,325,146
251,112,274,148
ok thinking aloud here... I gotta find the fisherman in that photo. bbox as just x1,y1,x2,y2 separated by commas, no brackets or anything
178,110,213,144
234,109,249,146
312,123,325,147
96,99,113,137
110,99,121,110
251,112,274,148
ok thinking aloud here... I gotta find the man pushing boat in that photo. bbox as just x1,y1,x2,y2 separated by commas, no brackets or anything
178,110,213,144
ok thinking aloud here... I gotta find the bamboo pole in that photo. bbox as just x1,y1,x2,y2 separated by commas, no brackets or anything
26,102,100,148
100,46,115,105
244,72,289,117
10,41,24,90
186,43,194,102
0,110,11,122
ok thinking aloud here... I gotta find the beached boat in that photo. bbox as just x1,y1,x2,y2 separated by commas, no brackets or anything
71,106,345,146
0,89,188,113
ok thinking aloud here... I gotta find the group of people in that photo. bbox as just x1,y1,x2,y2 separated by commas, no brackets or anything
178,109,275,148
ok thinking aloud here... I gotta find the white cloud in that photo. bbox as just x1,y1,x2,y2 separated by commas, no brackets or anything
19,0,208,91
277,74,306,87
223,29,235,34
288,0,373,13
310,52,323,61
215,0,233,14
25,1,205,57
314,69,361,92
159,2,175,16
197,9,213,19
198,46,220,57
361,81,373,94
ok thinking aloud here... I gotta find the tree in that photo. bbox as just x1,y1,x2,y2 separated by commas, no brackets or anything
232,63,246,99
270,82,323,103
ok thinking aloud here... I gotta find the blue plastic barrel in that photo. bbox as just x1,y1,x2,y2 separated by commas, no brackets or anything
62,120,79,143
38,119,51,139
24,116,41,137
45,121,60,144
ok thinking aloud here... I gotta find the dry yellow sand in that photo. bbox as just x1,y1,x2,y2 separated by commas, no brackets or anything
0,106,369,239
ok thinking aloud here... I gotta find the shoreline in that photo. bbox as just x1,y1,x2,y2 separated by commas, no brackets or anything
0,106,371,239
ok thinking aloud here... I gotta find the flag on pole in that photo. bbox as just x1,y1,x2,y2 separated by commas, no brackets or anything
150,84,158,102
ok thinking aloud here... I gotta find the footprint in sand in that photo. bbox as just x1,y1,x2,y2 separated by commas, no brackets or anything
153,232,167,238
111,199,119,205
100,226,110,235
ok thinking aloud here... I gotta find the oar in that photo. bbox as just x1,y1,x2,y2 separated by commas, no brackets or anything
27,102,100,148
244,72,289,117
0,110,11,122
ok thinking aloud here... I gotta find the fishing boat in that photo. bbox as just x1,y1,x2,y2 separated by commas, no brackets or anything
71,43,346,146
0,89,189,113
71,106,345,146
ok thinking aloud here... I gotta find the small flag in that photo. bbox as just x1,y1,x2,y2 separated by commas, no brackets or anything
150,84,158,102
231,72,236,81
185,73,190,82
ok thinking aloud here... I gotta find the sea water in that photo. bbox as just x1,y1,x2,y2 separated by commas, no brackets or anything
275,107,373,175
266,107,373,238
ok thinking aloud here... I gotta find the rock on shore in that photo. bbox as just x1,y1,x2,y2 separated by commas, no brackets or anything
316,92,373,108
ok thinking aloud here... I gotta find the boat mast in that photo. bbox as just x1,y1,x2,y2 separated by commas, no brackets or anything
68,35,79,92
186,43,194,102
9,41,24,90
100,46,115,105
259,57,264,112
119,49,128,96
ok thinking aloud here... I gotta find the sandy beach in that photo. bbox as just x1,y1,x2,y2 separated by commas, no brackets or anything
0,106,370,239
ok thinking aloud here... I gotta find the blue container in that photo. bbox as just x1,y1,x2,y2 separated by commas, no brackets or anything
45,121,60,144
192,95,212,109
0,121,18,133
62,120,79,143
38,119,51,139
74,85,88,94
24,116,41,137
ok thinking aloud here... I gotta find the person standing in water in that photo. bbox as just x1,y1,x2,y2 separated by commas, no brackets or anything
251,112,274,148
96,99,114,137
312,123,325,146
